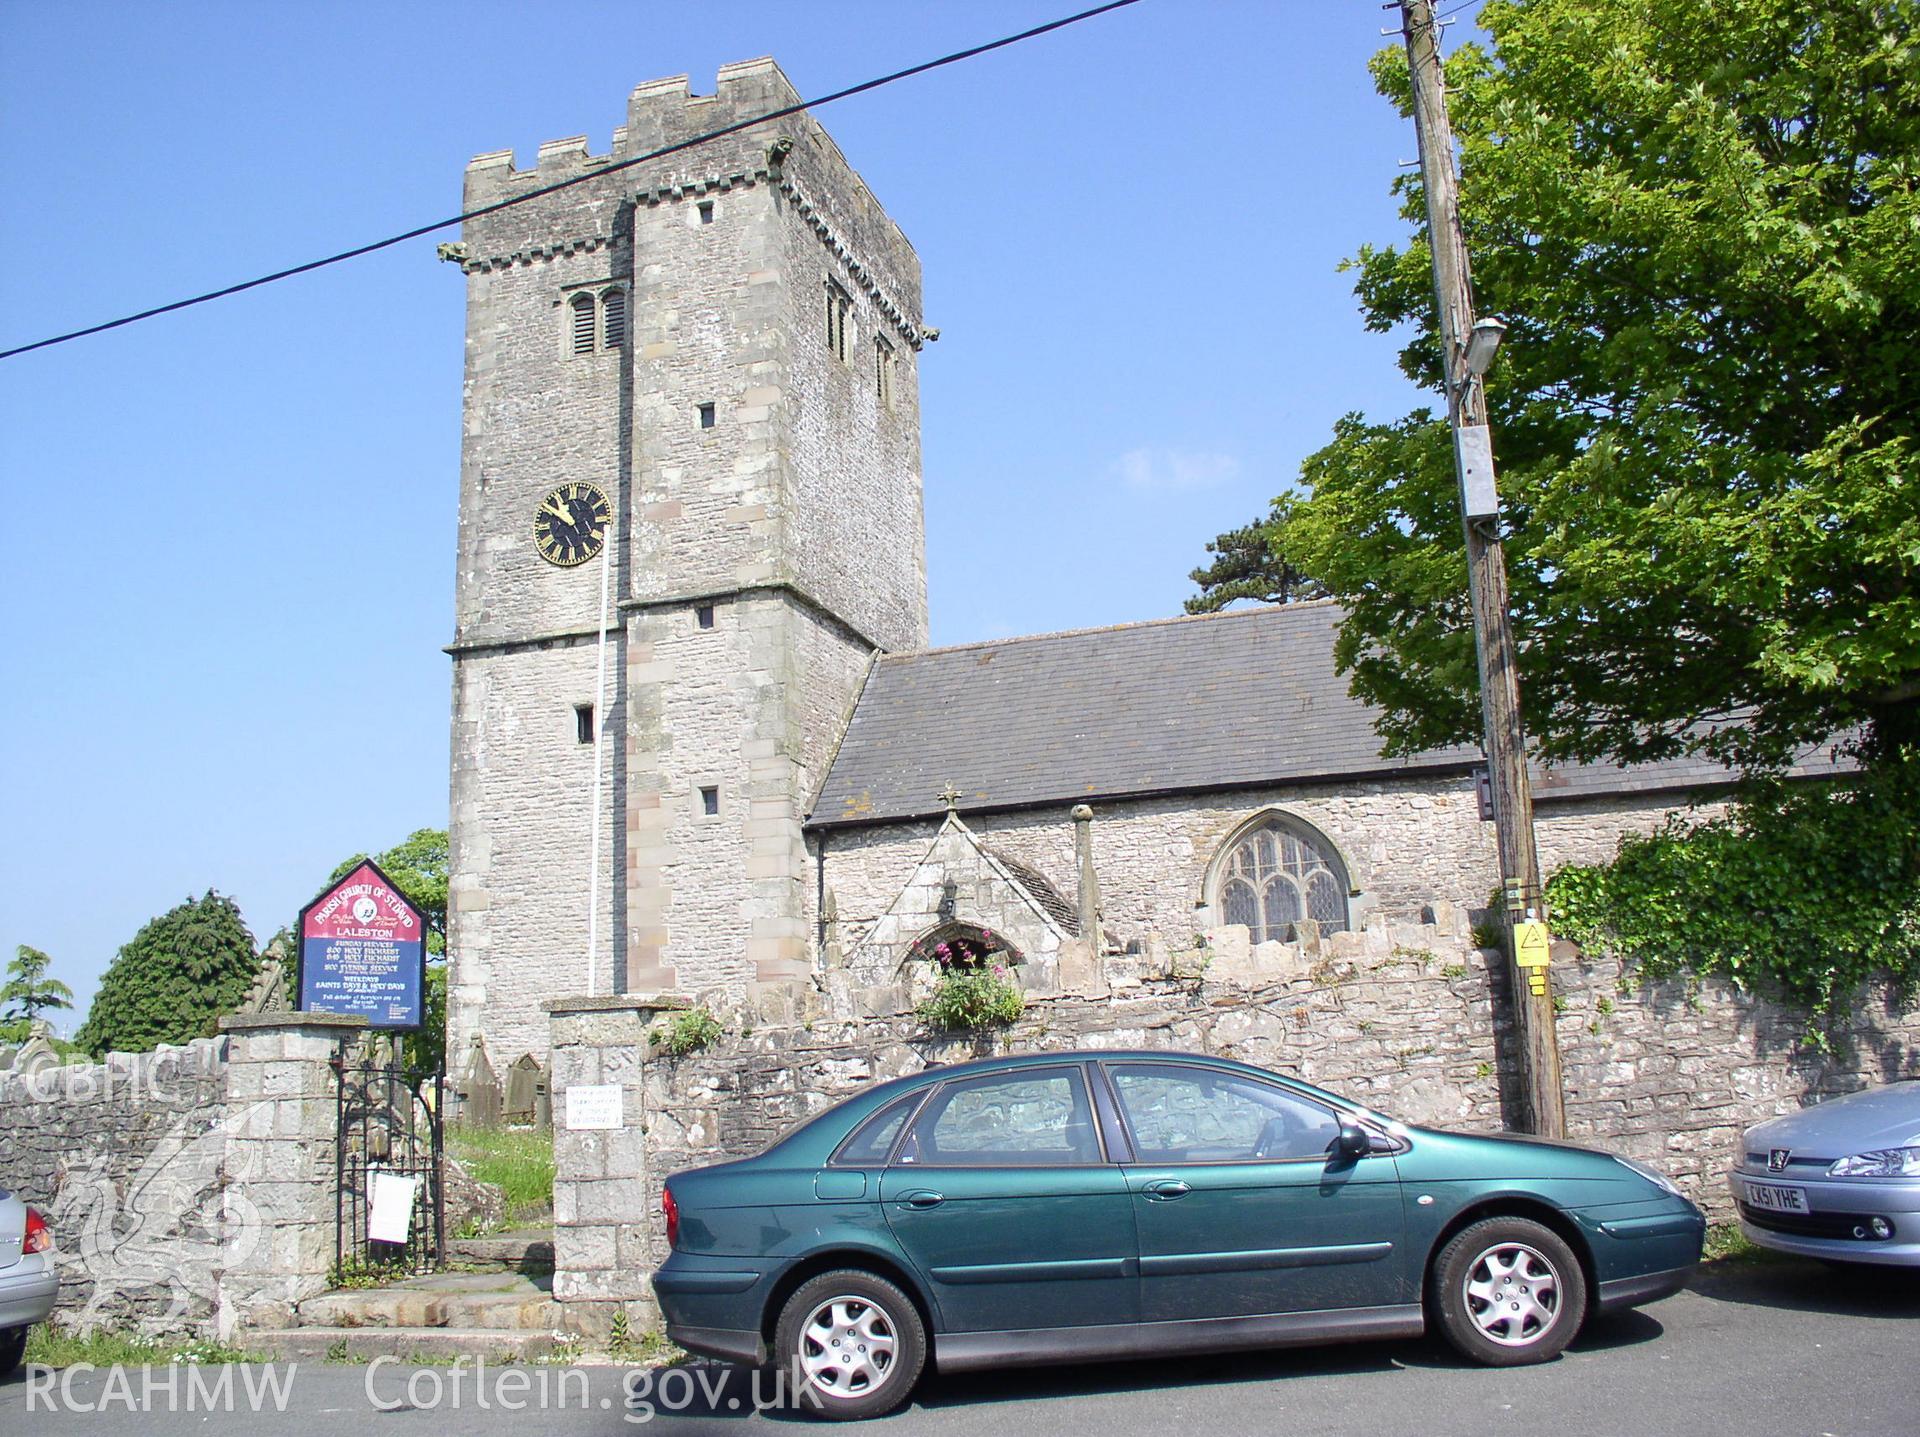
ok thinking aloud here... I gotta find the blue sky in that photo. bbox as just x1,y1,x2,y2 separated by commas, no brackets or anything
0,1,1467,1027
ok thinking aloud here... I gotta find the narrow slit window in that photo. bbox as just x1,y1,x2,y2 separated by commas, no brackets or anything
696,604,715,630
874,336,895,409
574,703,595,744
700,786,720,817
698,402,716,429
569,293,596,355
601,288,626,349
824,280,852,362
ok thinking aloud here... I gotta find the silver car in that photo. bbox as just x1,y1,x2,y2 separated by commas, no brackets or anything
1728,1080,1920,1267
0,1189,58,1377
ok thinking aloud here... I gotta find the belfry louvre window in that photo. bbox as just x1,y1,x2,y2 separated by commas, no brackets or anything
824,280,852,362
602,288,627,349
570,293,597,355
1217,818,1349,942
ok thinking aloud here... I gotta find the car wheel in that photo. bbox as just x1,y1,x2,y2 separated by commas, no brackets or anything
773,1269,925,1420
0,1326,27,1380
1431,1217,1587,1366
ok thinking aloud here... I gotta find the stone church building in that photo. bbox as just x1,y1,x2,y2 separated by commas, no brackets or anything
445,61,1748,1068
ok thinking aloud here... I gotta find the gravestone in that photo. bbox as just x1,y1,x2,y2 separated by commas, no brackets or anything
456,1035,502,1129
504,1053,549,1128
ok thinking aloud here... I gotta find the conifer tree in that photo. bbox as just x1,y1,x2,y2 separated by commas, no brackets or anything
76,891,259,1056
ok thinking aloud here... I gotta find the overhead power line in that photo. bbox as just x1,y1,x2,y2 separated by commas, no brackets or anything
0,0,1143,363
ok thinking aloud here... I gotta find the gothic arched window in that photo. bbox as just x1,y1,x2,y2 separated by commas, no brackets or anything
1214,816,1349,942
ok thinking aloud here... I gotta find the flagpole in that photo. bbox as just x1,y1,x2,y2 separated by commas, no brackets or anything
585,499,615,999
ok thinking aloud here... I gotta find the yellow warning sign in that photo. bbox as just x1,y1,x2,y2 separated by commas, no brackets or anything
1514,920,1552,969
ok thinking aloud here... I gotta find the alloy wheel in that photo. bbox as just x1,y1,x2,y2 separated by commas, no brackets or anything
1462,1241,1563,1347
798,1294,898,1402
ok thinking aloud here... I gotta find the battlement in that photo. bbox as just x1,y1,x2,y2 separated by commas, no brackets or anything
464,57,800,198
625,57,797,151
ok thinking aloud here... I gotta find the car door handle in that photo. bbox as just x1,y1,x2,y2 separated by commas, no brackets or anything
1142,1180,1191,1201
898,1190,946,1209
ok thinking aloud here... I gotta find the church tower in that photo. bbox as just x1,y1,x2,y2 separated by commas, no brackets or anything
446,60,928,1064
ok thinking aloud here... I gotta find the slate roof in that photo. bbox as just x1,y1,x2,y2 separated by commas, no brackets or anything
807,602,1850,830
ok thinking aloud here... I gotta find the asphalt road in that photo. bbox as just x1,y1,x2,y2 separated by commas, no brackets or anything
7,1255,1916,1437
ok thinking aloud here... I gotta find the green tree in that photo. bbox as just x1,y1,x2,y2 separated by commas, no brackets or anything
1185,496,1325,613
75,892,259,1056
327,829,448,957
1547,761,1920,1033
1,945,74,1023
324,829,449,1071
1204,0,1920,775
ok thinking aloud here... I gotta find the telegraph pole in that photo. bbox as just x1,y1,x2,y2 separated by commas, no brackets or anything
1399,0,1566,1137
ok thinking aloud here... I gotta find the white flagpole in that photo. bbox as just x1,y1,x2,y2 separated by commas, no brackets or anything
585,498,615,999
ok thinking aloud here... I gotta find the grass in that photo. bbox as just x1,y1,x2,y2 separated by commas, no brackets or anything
1702,1222,1777,1265
26,1327,262,1368
329,1257,416,1289
448,1123,556,1228
650,1005,724,1057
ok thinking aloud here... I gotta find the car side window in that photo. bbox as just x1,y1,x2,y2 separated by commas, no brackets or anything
831,1091,926,1166
896,1067,1102,1167
1106,1063,1343,1164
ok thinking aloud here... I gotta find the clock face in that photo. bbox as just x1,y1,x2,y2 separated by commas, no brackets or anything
533,482,612,567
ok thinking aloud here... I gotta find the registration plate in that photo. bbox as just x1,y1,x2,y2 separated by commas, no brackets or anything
1743,1179,1809,1213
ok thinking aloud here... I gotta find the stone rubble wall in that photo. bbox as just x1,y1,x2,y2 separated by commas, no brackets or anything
612,913,1918,1296
813,786,1727,967
0,1016,362,1340
0,1039,230,1334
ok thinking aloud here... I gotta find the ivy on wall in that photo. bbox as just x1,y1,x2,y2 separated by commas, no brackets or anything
1546,759,1920,1042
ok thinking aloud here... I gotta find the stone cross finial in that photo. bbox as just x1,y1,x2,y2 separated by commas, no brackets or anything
937,783,963,811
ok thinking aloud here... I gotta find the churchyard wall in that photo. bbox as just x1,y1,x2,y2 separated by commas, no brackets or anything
0,1015,360,1339
555,908,1917,1330
0,1038,230,1332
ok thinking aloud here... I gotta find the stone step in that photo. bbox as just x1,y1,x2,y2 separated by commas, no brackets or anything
448,1229,555,1272
299,1285,557,1331
250,1326,558,1363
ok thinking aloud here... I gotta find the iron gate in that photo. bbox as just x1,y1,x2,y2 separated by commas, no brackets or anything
333,1053,445,1277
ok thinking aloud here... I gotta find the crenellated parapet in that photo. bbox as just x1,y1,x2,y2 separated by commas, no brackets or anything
458,57,922,335
462,56,796,209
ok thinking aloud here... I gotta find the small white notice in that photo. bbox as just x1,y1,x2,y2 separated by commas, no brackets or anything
566,1083,624,1131
367,1171,418,1245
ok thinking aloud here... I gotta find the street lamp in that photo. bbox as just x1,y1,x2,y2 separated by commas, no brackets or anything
1463,316,1507,379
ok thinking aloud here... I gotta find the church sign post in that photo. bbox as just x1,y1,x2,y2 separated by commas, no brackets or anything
296,860,427,1031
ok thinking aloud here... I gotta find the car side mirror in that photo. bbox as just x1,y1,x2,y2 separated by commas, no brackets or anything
1333,1121,1371,1163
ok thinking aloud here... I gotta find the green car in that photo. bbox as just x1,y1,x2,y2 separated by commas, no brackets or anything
653,1050,1703,1419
